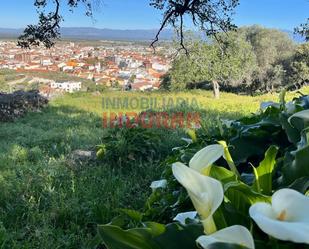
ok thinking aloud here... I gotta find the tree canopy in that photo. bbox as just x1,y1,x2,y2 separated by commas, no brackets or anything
290,43,309,86
295,18,309,42
165,26,309,94
15,1,309,50
18,0,240,49
166,30,256,91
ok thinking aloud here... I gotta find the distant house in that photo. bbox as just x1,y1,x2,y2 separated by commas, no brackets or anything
50,81,82,93
152,62,170,72
132,81,153,91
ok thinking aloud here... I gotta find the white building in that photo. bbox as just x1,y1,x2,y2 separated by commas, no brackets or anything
41,59,53,66
50,81,82,93
152,62,170,72
57,62,66,70
62,66,74,72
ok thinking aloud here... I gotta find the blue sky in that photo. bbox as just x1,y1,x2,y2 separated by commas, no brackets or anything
0,0,308,30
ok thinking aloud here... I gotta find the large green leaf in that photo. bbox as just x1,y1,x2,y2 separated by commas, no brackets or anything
209,166,237,184
280,113,300,144
98,223,203,249
224,182,270,214
252,146,278,195
118,209,144,222
229,136,270,165
288,109,309,131
153,223,203,249
281,145,309,184
288,177,309,194
221,203,251,228
207,242,251,249
98,225,160,249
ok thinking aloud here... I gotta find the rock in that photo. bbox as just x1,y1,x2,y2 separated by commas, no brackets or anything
66,150,97,170
0,90,48,122
71,150,96,161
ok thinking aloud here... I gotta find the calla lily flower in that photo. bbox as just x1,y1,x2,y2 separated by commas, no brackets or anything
150,179,167,191
172,162,224,234
189,144,224,174
197,225,255,249
249,188,309,244
173,211,198,225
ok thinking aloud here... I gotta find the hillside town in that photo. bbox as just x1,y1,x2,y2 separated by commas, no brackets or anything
0,40,171,94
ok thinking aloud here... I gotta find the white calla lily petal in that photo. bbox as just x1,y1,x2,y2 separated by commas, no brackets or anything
189,144,224,173
197,225,255,249
249,189,309,244
272,188,309,222
172,162,224,219
150,180,167,191
173,211,198,225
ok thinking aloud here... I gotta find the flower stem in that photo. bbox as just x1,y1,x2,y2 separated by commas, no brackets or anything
201,216,217,235
218,141,241,178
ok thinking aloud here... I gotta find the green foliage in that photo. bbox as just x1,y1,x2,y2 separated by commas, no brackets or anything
224,181,270,214
252,146,278,195
289,43,309,86
96,93,309,249
166,26,304,94
98,222,203,249
239,26,295,92
295,18,309,42
0,104,177,248
281,140,309,185
98,225,161,249
167,32,257,91
0,222,8,247
96,126,181,167
2,90,309,248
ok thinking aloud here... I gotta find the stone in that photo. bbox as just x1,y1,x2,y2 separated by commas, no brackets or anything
0,90,48,122
66,150,97,170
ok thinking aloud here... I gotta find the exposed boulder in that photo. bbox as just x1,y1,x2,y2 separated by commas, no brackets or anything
0,90,48,122
66,150,97,170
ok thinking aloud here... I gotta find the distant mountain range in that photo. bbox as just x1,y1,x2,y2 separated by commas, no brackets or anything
0,27,174,41
0,27,305,43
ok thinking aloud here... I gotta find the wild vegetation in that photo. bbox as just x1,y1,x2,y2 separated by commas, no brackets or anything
95,90,309,249
1,89,309,248
0,94,176,248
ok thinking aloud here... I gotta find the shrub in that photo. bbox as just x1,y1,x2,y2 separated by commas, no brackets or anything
96,126,179,167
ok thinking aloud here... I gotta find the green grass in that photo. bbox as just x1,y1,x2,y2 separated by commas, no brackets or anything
1,88,309,248
0,106,169,248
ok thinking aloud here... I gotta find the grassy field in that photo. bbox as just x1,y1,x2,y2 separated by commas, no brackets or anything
0,88,308,248
53,88,309,129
